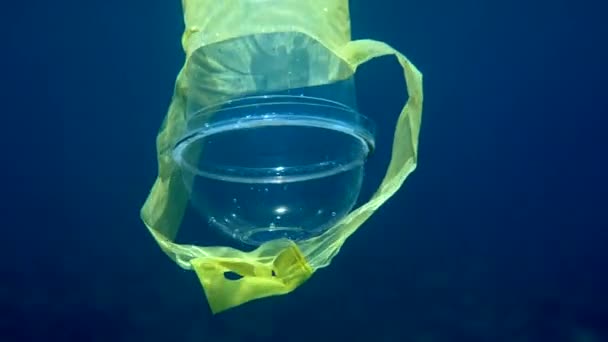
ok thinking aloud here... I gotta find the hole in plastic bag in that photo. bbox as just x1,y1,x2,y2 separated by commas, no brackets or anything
223,271,244,280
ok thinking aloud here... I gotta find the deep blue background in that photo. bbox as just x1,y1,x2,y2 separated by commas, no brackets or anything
4,0,608,341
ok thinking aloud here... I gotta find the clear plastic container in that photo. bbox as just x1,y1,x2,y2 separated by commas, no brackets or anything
173,90,375,246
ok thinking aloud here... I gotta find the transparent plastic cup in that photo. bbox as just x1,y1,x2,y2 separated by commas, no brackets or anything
173,91,375,246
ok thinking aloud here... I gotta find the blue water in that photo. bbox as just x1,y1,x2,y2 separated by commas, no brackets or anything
5,0,608,341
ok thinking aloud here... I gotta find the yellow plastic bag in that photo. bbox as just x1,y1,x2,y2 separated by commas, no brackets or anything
141,0,423,314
